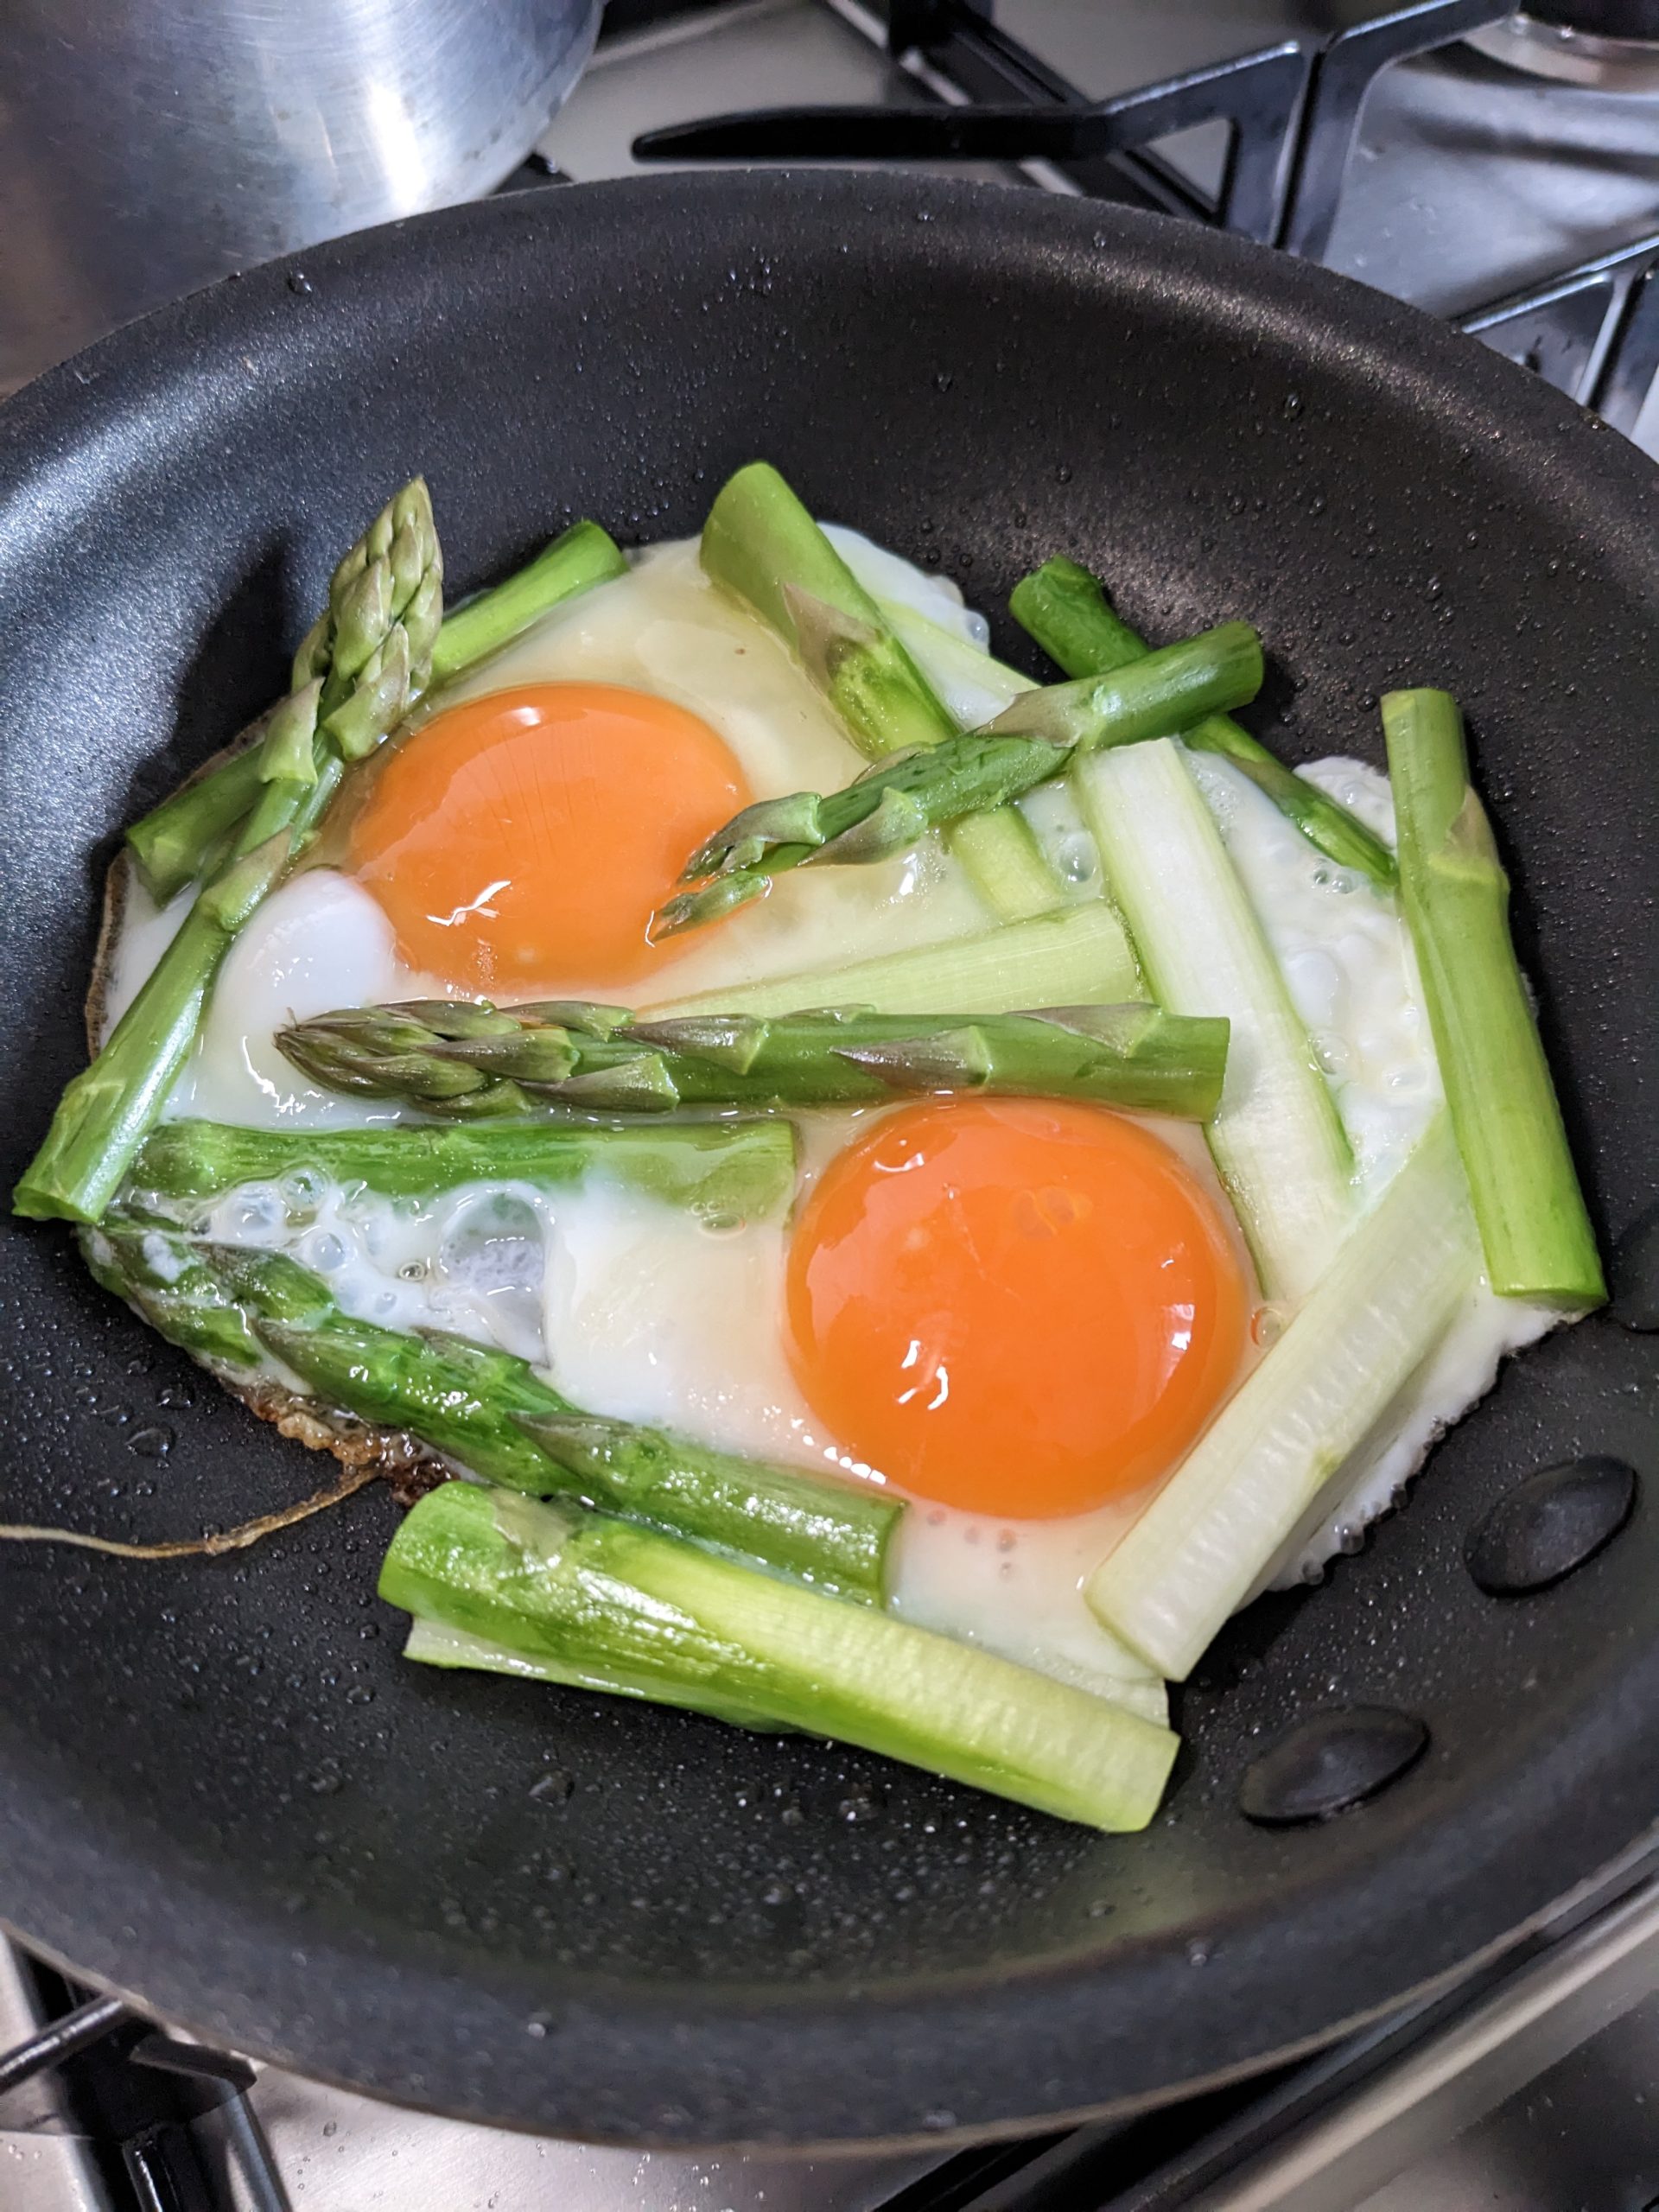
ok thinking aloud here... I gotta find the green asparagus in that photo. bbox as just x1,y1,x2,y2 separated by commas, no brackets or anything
79,1222,262,1371
277,998,1228,1121
383,1481,1179,1831
129,747,269,903
1010,557,1396,888
427,518,626,683
701,462,1062,922
16,483,444,1228
127,519,626,907
86,1226,899,1599
659,620,1265,935
1382,688,1604,1306
124,1114,798,1223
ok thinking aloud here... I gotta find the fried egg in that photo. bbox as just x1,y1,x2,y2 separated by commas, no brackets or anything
101,524,1557,1708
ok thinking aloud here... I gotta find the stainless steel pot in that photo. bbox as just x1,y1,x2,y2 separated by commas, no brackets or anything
0,0,601,394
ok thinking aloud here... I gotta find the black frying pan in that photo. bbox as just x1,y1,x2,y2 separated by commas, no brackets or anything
0,173,1656,2149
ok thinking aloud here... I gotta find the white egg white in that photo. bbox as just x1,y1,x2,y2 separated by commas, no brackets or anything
100,524,1573,1701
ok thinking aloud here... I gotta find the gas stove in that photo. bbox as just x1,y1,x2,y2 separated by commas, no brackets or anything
3,3,1658,2206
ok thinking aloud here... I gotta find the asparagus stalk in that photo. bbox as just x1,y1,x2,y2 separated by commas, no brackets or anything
16,483,444,1228
140,481,442,896
79,1222,261,1370
1382,689,1604,1306
650,905,1142,1020
427,519,626,683
700,462,1062,922
823,532,1109,897
1087,1113,1479,1679
659,620,1265,935
383,1481,1180,1832
124,1114,798,1223
126,519,626,906
1076,738,1351,1304
277,998,1228,1122
86,1226,900,1599
404,1616,790,1732
14,842,288,1229
1011,557,1397,889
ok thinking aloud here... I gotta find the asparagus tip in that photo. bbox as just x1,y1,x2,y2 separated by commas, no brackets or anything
652,872,772,938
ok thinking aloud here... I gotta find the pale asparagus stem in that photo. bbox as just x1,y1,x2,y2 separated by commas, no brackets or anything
1381,687,1603,1306
699,461,1063,921
1075,736,1352,1306
14,480,443,1226
645,906,1144,1020
275,998,1229,1122
1087,1113,1478,1680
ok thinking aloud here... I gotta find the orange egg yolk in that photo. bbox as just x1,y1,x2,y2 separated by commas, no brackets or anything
785,1098,1247,1520
347,683,750,992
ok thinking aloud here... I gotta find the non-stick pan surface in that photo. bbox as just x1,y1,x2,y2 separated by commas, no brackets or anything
0,175,1655,2148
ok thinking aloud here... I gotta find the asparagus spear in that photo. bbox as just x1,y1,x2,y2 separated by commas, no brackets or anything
649,905,1144,1020
175,480,442,885
427,519,626,684
658,620,1265,935
403,1615,791,1732
383,1481,1179,1832
276,998,1228,1122
1382,689,1604,1306
1010,557,1397,889
124,1115,798,1223
126,747,268,904
700,462,1062,922
127,519,626,906
86,1226,899,1600
16,483,444,1229
79,1222,262,1371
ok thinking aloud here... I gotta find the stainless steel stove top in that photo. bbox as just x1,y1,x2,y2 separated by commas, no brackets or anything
3,3,1658,2205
